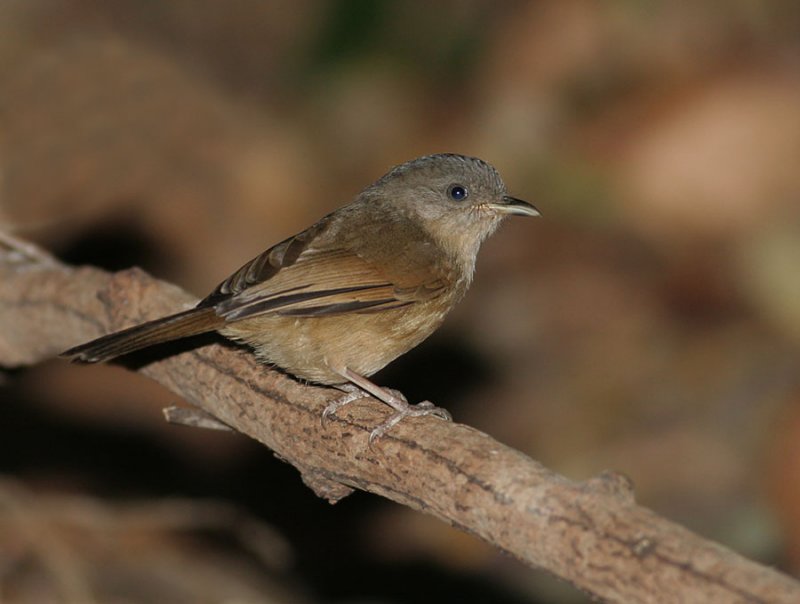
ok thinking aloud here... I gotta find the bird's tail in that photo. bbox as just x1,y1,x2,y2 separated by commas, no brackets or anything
62,307,225,363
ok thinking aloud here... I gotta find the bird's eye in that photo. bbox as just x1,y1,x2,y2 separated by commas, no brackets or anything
447,184,468,201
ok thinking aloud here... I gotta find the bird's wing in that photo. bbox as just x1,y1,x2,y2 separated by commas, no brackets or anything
199,217,449,321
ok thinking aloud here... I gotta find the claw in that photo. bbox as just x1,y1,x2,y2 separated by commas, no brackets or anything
415,400,452,422
321,386,366,426
368,400,452,445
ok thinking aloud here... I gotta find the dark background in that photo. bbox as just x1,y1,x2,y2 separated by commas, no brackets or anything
1,1,800,602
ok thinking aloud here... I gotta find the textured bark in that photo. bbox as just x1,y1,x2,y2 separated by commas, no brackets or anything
1,235,798,604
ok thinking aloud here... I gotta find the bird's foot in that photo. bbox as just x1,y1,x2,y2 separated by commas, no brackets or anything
367,399,451,444
323,382,451,443
322,383,365,425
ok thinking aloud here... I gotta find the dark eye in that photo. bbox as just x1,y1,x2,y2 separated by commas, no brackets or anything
447,184,468,201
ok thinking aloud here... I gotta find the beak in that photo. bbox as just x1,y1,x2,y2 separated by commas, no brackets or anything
487,195,540,217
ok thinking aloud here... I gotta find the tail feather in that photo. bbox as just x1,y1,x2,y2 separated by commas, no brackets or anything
62,307,224,363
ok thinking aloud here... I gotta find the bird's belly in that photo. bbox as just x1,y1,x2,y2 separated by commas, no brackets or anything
220,304,447,385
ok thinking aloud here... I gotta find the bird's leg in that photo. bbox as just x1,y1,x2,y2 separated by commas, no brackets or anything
324,367,452,443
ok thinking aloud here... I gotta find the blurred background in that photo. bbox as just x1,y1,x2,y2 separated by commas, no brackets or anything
1,1,800,602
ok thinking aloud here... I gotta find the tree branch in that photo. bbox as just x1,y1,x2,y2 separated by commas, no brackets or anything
1,234,798,603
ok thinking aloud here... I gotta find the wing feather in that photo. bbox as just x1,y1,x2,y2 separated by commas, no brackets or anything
199,215,449,321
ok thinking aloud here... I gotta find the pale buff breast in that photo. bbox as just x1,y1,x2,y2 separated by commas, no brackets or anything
219,299,450,385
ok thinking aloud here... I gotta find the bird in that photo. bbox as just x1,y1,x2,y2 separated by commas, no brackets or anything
62,153,539,441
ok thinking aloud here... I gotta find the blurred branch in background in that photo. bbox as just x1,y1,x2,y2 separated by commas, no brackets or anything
2,236,799,603
0,477,296,604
